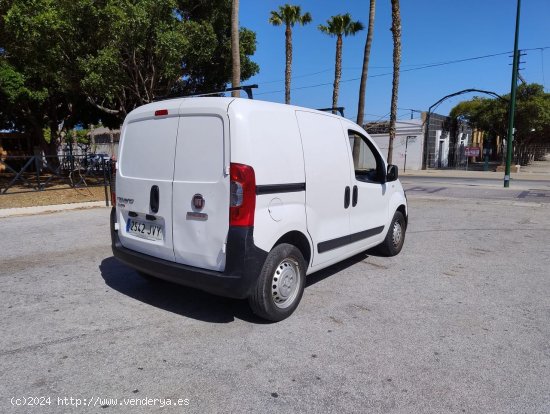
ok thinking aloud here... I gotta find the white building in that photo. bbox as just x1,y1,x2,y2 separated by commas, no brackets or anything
365,114,472,170
368,119,424,171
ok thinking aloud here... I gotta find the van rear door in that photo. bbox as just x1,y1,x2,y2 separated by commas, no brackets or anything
116,106,180,262
172,110,230,271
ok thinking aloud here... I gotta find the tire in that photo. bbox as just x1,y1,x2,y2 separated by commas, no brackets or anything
376,211,406,257
248,243,306,322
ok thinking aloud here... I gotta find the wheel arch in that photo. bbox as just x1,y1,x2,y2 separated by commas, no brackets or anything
388,190,408,226
273,231,312,268
396,204,408,227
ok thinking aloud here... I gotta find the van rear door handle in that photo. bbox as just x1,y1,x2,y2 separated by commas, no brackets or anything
150,185,159,213
344,186,351,209
352,185,358,207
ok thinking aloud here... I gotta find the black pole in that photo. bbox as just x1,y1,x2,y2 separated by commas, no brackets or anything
504,0,521,188
102,159,109,207
404,136,409,172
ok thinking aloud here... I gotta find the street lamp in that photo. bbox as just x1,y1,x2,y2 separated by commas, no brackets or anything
504,0,521,188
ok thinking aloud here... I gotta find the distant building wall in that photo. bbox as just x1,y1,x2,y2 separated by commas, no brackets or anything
368,119,424,171
422,113,450,168
90,127,120,157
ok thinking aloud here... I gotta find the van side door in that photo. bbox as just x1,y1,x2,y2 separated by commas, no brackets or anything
296,111,353,267
346,128,389,249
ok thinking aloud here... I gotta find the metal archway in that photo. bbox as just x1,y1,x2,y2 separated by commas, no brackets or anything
422,89,507,169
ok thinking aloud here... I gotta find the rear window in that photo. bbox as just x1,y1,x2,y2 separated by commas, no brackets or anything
120,117,179,180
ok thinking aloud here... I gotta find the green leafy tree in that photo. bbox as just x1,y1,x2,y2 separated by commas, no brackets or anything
319,13,364,114
450,84,550,164
79,0,259,117
0,0,259,156
0,0,96,156
269,4,312,104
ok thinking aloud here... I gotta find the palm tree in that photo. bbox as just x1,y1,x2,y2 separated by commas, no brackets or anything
319,14,364,114
231,0,241,97
269,4,312,104
356,0,376,126
388,0,401,165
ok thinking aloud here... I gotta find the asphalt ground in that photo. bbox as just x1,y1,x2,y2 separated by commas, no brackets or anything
401,176,550,204
1,194,549,413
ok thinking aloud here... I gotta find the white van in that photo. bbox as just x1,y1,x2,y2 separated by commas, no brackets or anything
110,98,408,321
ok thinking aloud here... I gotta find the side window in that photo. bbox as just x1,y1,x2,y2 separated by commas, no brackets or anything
348,130,383,183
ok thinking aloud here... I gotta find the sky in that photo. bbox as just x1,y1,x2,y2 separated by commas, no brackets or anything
238,0,550,122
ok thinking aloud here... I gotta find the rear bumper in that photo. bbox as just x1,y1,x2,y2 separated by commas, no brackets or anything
110,208,267,299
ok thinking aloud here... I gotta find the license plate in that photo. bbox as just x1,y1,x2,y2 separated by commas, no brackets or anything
127,219,164,241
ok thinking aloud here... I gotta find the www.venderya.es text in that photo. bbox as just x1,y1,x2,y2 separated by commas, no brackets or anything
11,396,190,408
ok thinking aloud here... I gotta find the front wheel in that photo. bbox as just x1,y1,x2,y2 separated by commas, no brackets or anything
248,243,306,322
376,210,406,257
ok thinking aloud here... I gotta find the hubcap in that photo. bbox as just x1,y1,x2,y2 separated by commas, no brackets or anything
271,259,300,309
392,220,403,248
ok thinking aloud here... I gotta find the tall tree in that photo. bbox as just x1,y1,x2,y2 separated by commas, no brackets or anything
356,0,376,126
269,4,312,104
387,0,401,164
319,14,364,114
231,0,241,97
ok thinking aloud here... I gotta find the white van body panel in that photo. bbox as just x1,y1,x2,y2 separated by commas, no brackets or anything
295,110,353,267
227,99,305,184
172,104,230,271
342,120,390,249
116,100,183,262
388,184,408,222
227,100,309,256
254,192,310,250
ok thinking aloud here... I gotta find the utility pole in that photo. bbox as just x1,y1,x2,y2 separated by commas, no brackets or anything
504,0,521,188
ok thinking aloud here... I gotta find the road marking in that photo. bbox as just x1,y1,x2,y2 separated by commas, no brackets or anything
407,186,447,194
517,191,550,199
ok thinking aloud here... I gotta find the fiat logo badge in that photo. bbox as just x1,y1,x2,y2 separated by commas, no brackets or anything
192,194,205,210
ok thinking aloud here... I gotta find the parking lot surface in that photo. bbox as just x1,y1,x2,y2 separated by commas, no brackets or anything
1,195,549,413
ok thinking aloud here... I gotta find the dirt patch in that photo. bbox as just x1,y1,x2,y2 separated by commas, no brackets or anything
0,186,108,209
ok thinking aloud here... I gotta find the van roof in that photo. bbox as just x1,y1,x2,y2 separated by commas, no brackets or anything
127,97,348,121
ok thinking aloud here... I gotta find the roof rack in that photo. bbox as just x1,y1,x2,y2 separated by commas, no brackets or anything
153,84,258,102
317,107,345,117
189,84,258,100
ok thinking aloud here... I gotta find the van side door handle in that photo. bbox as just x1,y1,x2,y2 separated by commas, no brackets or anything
344,186,351,209
352,185,358,207
150,185,159,213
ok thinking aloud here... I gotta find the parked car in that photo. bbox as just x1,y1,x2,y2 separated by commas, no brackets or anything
110,98,408,321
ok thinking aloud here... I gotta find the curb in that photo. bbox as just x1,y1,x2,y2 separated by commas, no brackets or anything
400,171,550,181
0,201,108,218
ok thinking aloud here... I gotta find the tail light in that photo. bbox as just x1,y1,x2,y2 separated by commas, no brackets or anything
110,156,117,207
229,163,256,227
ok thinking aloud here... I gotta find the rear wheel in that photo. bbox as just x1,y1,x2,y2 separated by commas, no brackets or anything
376,211,406,256
248,243,306,322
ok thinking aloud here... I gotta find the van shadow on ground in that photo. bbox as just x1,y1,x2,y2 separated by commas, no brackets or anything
100,250,376,324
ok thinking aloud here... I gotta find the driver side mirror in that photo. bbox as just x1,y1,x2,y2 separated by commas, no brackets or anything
387,164,398,182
